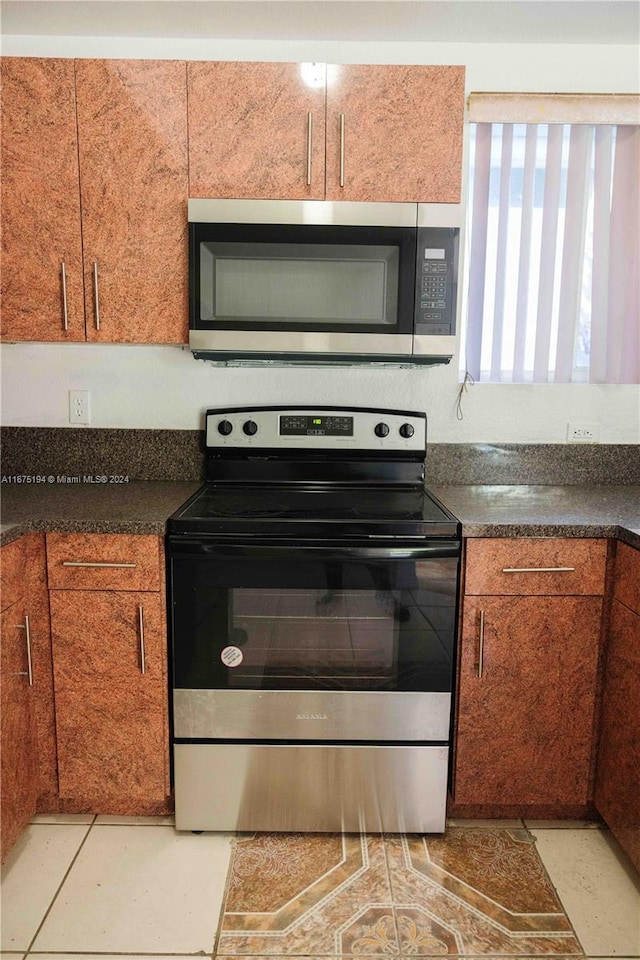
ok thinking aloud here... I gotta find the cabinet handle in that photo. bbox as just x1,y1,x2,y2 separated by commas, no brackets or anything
16,616,33,686
93,261,101,331
138,605,146,675
306,112,313,186
61,262,69,331
339,113,345,188
501,566,576,573
61,561,137,568
477,609,485,679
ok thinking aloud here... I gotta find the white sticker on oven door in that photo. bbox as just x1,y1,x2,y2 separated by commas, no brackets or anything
221,645,244,668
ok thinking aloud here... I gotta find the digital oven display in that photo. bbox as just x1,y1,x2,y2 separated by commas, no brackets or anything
280,415,354,437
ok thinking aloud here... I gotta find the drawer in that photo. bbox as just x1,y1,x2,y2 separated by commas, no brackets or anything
464,537,608,596
47,533,160,592
1,537,26,612
614,542,640,614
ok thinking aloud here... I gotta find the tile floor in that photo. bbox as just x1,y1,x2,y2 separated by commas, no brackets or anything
1,815,638,959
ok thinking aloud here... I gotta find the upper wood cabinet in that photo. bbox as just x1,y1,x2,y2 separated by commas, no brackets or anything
75,59,188,343
325,64,464,202
188,61,465,203
0,58,85,342
1,57,188,345
188,61,327,200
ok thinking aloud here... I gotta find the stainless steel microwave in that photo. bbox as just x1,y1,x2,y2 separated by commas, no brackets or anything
188,200,459,366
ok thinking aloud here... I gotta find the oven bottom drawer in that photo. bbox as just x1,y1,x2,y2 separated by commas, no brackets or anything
174,742,448,833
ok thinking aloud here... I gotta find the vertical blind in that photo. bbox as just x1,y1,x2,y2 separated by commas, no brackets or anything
464,95,640,384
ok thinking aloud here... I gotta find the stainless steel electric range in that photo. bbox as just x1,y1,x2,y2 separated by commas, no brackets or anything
167,406,460,833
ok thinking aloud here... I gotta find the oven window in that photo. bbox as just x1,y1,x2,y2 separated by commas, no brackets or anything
171,555,457,693
229,588,398,685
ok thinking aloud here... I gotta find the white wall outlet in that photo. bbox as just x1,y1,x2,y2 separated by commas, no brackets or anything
69,389,91,425
567,421,600,443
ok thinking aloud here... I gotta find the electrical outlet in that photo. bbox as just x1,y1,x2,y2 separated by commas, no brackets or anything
567,421,600,443
69,389,90,425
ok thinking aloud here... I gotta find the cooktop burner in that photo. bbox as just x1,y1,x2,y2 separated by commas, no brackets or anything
177,484,447,522
171,483,458,538
168,406,460,540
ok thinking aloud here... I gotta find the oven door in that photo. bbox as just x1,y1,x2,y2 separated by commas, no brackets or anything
169,537,459,742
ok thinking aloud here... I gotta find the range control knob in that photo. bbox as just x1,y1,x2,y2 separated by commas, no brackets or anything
399,423,415,439
217,419,233,436
374,422,390,438
243,420,258,436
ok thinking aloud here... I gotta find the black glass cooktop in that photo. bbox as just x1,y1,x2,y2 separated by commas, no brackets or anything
170,483,459,539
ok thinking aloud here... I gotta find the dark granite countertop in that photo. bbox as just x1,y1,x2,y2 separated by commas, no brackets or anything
431,484,640,549
0,481,201,546
1,481,638,550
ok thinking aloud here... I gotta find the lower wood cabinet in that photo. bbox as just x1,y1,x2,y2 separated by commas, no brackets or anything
46,531,170,813
595,543,640,870
24,534,59,811
1,598,39,860
49,588,168,812
453,538,607,810
2,526,635,846
454,595,603,805
1,535,54,861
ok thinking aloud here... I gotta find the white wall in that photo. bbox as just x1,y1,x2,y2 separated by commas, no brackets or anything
2,34,639,443
2,342,640,442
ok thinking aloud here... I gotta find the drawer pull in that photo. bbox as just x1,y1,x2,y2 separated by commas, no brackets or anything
138,605,146,675
16,616,33,686
93,261,101,331
61,261,69,331
477,609,485,679
306,111,313,186
61,561,137,569
502,566,576,573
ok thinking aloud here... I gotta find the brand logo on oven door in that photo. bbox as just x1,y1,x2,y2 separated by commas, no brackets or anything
296,713,329,720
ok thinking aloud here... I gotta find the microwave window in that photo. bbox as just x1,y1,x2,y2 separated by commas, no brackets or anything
199,242,399,325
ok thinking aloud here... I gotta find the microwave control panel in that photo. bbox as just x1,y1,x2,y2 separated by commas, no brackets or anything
414,227,459,337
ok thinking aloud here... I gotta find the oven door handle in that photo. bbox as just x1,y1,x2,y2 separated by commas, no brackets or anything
170,540,460,561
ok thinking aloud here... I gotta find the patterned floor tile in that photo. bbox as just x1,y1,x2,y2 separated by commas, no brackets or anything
217,832,399,956
384,828,584,956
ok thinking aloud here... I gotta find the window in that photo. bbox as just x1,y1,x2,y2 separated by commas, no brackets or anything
462,95,640,384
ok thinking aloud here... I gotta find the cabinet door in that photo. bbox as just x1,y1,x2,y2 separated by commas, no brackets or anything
1,57,85,342
1,601,39,861
454,596,603,805
325,64,464,202
614,542,640,614
1,536,26,612
188,61,326,200
75,59,188,343
24,534,59,808
595,599,640,871
50,591,167,807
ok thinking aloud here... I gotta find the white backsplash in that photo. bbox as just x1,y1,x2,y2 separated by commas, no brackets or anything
4,342,639,443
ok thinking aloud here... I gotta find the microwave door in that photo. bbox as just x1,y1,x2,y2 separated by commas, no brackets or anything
189,222,417,355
